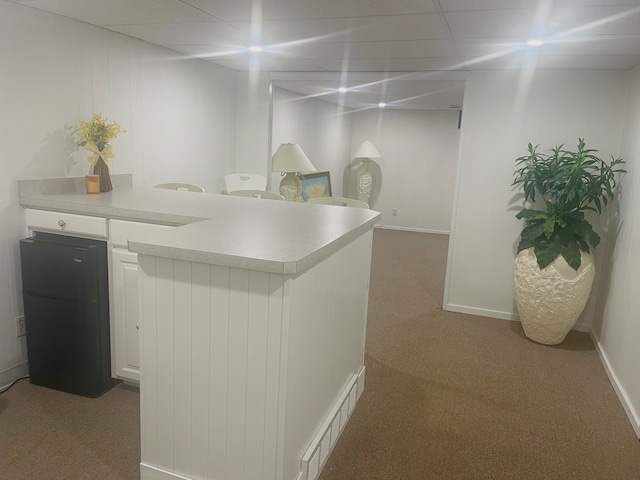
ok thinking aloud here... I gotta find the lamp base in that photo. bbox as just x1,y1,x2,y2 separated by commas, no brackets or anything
356,160,373,204
279,172,301,202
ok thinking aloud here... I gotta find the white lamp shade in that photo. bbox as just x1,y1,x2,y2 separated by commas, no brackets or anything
353,140,381,159
272,143,316,173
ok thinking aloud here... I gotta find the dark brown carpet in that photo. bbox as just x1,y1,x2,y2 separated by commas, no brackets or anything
1,229,638,480
319,229,640,480
0,380,139,479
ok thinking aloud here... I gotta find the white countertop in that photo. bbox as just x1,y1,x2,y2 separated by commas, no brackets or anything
19,183,381,274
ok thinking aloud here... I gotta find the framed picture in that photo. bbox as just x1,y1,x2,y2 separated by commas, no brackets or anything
299,171,332,201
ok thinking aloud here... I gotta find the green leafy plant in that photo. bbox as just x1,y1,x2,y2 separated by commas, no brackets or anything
77,113,126,151
512,138,625,270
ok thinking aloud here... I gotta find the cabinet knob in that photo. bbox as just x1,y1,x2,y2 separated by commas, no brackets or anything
136,322,140,331
58,220,66,228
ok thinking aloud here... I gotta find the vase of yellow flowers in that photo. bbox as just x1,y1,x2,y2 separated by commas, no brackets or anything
77,113,126,192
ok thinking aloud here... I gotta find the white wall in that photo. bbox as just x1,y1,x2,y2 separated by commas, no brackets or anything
271,90,460,233
590,65,640,436
444,69,628,323
235,71,272,181
271,87,353,196
0,1,239,386
350,109,460,232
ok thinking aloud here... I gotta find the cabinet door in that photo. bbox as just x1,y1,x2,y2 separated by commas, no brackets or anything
112,248,140,382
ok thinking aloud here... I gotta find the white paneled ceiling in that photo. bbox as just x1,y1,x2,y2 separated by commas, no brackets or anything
11,0,640,109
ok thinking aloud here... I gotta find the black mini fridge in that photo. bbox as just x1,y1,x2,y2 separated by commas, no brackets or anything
20,231,117,397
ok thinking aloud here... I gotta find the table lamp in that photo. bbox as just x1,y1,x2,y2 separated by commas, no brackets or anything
272,143,316,201
353,140,382,204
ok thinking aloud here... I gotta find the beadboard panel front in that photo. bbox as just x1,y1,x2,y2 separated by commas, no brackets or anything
138,256,287,480
138,229,373,480
281,231,373,480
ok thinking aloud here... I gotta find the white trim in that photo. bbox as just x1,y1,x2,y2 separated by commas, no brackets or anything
299,368,364,480
140,464,193,480
572,318,591,333
374,224,449,235
443,304,591,333
591,333,640,439
442,111,467,323
0,362,29,390
444,303,518,321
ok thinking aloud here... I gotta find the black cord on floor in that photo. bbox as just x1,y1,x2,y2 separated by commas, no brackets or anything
0,376,29,395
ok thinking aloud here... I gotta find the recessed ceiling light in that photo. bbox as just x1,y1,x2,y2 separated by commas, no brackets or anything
378,102,386,108
526,39,544,47
338,86,348,93
248,45,262,53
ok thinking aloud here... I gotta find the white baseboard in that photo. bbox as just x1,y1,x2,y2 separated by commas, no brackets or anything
590,333,640,439
140,464,193,480
299,366,365,480
443,304,591,333
444,303,518,321
0,362,29,390
374,224,449,235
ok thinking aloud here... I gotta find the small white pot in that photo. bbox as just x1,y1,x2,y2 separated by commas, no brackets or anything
513,248,595,345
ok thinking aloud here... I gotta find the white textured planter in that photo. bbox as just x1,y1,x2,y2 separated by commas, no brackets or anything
513,248,595,345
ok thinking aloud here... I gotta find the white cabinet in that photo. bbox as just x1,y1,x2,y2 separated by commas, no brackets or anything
25,208,107,237
111,248,141,382
110,219,175,383
137,230,373,480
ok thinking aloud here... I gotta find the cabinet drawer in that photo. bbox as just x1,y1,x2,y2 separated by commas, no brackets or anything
25,209,107,238
110,219,174,248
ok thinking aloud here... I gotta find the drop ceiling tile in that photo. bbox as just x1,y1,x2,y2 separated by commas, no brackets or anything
230,13,452,46
283,39,459,60
341,78,464,97
14,0,214,25
456,34,640,59
195,56,326,72
463,52,640,69
445,9,538,38
439,0,539,10
440,0,640,11
314,56,464,71
108,23,245,46
345,13,453,42
461,54,529,69
183,0,441,21
547,6,640,36
273,75,466,110
547,34,640,54
384,80,467,97
535,53,640,68
454,37,532,57
270,71,468,83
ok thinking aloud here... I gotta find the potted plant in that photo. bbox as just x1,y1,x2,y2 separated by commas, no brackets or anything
511,138,625,345
77,113,126,193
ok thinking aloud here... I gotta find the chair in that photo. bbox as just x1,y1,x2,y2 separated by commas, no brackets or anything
224,173,267,193
307,196,369,208
154,183,205,192
228,189,285,200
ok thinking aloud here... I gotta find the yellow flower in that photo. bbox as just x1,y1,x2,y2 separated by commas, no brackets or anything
77,113,126,151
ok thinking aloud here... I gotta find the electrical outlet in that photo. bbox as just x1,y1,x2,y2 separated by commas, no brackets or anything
16,315,26,337
392,208,398,217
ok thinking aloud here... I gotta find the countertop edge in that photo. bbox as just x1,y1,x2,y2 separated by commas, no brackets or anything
19,183,382,275
19,196,205,226
129,217,379,275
